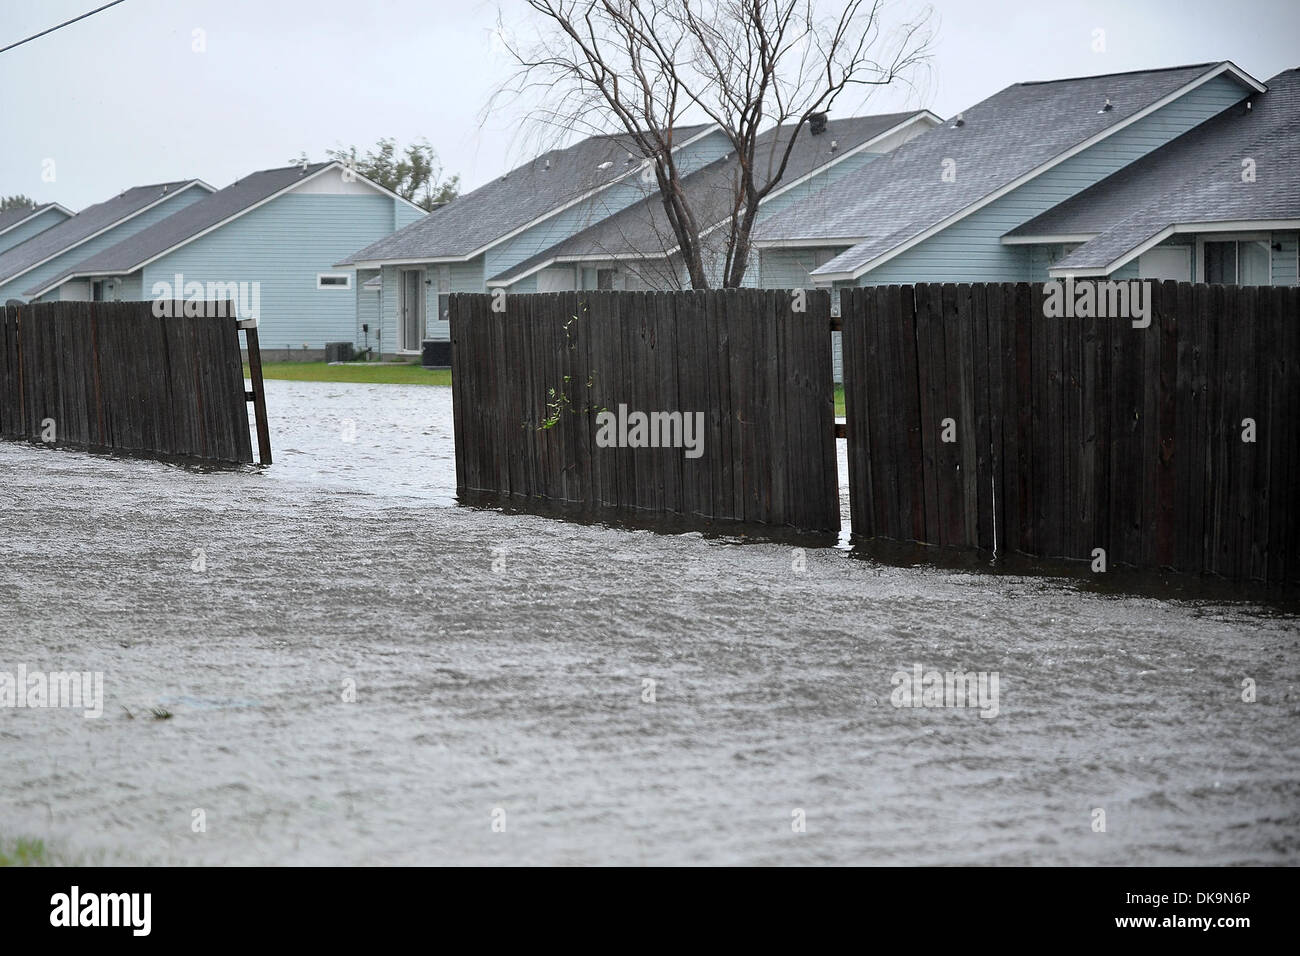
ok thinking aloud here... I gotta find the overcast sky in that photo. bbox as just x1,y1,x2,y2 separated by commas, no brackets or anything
2,0,1296,211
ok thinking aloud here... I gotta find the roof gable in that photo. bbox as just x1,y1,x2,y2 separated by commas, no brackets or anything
747,62,1262,280
341,124,717,266
0,202,72,238
25,162,420,295
0,181,211,288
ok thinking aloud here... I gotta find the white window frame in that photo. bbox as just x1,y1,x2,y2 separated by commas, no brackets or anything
1195,233,1271,285
316,272,352,290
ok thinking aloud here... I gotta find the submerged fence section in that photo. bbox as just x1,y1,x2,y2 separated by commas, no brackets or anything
450,290,839,532
841,282,1300,585
0,300,268,465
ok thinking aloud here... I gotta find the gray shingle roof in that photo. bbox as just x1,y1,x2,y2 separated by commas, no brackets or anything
0,181,208,286
0,202,68,235
1029,68,1300,272
29,163,334,294
748,63,1254,278
488,112,930,284
338,125,712,265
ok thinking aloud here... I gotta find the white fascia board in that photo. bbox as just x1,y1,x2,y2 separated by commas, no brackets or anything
1048,218,1300,278
1001,233,1099,246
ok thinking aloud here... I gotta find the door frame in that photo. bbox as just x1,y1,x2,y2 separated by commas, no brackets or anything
398,267,425,352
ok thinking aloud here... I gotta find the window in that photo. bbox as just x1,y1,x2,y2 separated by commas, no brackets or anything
597,268,617,290
1200,238,1270,285
317,273,352,290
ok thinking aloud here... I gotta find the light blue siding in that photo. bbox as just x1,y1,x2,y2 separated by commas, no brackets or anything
139,193,404,350
1270,232,1299,285
857,75,1250,285
0,187,208,302
115,273,143,299
0,207,70,255
755,152,884,226
355,268,380,350
758,247,849,287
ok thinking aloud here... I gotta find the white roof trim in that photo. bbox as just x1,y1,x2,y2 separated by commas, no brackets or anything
752,236,866,249
1049,218,1300,277
29,163,411,295
482,114,939,287
4,181,215,292
0,202,75,239
1001,233,1099,246
352,125,727,268
817,60,1266,282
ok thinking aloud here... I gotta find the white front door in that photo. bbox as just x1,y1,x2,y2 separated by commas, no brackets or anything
1138,247,1192,282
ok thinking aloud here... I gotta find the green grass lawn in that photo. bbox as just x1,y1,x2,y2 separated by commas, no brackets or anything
244,361,450,386
244,361,846,417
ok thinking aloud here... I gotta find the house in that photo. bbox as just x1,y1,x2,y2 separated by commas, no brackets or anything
26,162,425,359
337,111,935,357
1012,67,1300,285
752,61,1289,290
0,202,73,256
0,180,213,304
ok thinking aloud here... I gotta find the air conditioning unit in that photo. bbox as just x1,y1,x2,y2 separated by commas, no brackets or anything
422,339,451,368
325,342,354,363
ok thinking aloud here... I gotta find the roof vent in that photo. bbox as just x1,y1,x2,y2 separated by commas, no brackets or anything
951,113,965,128
626,152,635,165
809,112,828,135
544,158,551,170
1098,97,1113,114
830,139,838,152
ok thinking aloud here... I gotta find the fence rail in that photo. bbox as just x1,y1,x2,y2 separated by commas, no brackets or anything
450,290,839,531
841,282,1300,584
0,300,268,465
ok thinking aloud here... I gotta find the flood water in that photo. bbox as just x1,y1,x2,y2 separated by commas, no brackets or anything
1,380,1297,865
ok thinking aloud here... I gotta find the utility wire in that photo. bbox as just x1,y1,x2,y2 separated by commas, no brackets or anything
0,0,129,56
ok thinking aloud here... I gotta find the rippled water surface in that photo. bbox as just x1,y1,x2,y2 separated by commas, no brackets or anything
1,380,1297,865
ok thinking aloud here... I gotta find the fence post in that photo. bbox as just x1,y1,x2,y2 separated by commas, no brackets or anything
241,318,272,465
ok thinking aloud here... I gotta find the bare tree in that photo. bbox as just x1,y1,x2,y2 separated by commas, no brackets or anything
494,0,932,288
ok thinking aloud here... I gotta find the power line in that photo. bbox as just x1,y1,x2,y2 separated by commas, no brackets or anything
0,0,129,56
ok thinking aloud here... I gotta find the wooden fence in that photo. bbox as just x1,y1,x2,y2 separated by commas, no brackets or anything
841,282,1300,584
0,300,270,465
450,290,839,532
